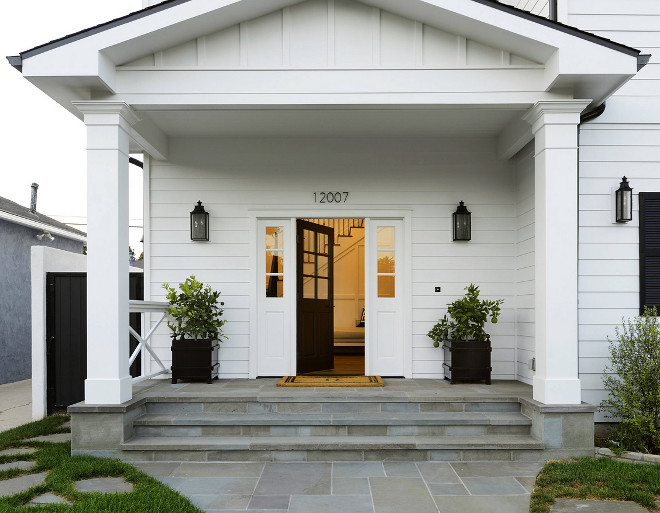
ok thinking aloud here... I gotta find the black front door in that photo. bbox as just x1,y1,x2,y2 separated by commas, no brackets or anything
297,220,334,374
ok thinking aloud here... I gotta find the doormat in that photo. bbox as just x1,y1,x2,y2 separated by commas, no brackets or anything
277,375,384,387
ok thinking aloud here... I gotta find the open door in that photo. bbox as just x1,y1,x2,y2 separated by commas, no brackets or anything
297,219,334,374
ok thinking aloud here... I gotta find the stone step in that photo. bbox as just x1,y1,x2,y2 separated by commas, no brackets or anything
144,399,522,415
133,412,532,437
119,434,545,462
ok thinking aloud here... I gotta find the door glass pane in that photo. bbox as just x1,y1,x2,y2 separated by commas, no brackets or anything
266,227,283,250
318,232,328,255
303,253,316,277
266,276,284,298
317,255,329,277
266,251,283,274
378,276,395,298
303,276,315,299
377,227,395,250
318,277,328,299
304,229,315,253
377,251,395,274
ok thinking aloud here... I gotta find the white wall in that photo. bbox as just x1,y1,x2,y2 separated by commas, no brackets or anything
147,136,519,379
514,142,535,385
565,0,660,417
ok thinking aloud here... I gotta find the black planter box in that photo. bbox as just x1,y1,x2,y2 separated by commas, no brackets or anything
442,338,492,385
171,337,219,384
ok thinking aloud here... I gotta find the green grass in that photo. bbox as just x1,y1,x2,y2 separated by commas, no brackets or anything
530,457,660,513
0,416,203,512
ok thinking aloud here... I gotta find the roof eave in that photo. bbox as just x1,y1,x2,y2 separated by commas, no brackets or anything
7,55,22,72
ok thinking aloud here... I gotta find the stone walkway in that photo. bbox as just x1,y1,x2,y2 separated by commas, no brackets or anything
0,380,32,432
134,460,543,513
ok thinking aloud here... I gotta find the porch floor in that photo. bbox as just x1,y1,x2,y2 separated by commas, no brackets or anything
132,378,534,402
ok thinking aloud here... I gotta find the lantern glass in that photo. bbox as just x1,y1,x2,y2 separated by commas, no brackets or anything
615,177,633,223
190,201,209,241
453,201,471,241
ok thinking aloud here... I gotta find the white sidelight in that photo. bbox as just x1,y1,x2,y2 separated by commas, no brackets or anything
524,100,590,405
74,102,140,405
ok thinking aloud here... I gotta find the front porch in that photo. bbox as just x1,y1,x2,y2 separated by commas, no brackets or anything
69,378,595,462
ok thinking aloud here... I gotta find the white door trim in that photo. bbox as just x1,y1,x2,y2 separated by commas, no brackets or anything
249,208,412,379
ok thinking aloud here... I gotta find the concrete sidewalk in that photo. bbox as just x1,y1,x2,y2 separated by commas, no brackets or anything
0,379,32,432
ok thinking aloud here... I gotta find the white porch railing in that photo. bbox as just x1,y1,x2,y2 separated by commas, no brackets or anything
128,300,170,383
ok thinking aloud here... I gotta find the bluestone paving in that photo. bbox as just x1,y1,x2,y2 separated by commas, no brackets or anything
253,463,331,495
288,494,374,513
417,462,461,483
160,476,258,495
0,460,36,471
427,482,469,495
333,462,385,478
550,499,648,512
332,477,371,495
207,494,252,509
248,494,291,509
369,477,438,513
383,461,420,477
26,492,72,506
0,472,48,498
29,433,71,443
172,462,264,477
450,461,544,477
515,476,537,492
434,495,531,513
73,477,134,493
0,448,37,457
462,476,529,495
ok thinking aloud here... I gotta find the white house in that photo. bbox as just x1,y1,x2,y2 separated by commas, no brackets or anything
8,0,659,431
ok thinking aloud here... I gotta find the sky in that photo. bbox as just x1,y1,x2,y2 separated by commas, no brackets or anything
1,0,145,253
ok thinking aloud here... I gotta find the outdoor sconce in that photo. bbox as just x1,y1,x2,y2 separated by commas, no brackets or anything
190,201,209,241
615,176,633,223
453,201,471,241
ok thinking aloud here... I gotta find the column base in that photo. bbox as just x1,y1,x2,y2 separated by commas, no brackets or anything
85,376,133,405
533,376,582,405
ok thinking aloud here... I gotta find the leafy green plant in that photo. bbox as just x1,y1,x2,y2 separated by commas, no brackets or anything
163,276,226,341
600,306,660,454
427,284,503,346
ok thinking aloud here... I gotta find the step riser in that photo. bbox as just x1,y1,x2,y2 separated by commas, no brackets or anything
111,448,559,463
145,401,522,415
133,424,531,438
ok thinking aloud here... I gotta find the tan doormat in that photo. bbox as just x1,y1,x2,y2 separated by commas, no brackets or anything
277,375,385,387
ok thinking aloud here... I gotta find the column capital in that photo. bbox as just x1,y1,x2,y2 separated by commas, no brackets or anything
73,101,140,127
523,100,591,132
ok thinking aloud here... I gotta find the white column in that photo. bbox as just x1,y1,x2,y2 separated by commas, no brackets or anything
523,100,590,405
74,102,140,405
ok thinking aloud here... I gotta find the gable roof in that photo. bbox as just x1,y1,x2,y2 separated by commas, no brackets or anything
6,0,645,71
0,195,87,242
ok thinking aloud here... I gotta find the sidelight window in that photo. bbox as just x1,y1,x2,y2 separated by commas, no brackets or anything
266,227,284,297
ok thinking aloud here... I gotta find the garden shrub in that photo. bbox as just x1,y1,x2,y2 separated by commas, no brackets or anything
600,306,660,454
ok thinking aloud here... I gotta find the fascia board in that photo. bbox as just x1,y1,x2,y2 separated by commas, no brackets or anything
0,211,87,243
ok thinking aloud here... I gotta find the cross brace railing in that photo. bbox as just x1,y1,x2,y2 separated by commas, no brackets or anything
128,300,170,384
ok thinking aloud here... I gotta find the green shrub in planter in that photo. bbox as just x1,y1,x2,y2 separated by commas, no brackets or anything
601,306,660,454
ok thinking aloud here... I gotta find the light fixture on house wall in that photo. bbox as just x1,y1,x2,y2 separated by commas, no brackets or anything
453,201,471,241
190,201,209,241
615,176,633,223
36,231,54,241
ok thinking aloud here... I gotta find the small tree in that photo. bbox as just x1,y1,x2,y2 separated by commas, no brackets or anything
600,306,660,454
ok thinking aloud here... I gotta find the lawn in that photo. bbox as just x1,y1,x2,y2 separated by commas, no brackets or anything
0,416,203,512
530,457,660,513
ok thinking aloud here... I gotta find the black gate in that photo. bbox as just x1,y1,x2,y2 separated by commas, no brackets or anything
46,273,143,414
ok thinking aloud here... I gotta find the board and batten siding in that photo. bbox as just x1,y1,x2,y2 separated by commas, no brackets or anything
564,0,660,418
146,136,519,379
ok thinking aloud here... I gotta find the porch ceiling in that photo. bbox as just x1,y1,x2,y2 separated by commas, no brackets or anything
138,106,529,138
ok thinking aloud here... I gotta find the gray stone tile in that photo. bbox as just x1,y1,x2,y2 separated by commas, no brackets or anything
0,448,38,457
248,494,291,509
26,492,72,505
434,495,531,513
132,462,180,477
0,461,36,471
550,499,647,512
160,477,258,495
0,472,48,498
186,494,217,509
383,462,421,477
289,494,374,513
461,477,529,496
450,461,544,478
254,463,331,495
369,477,437,513
74,477,134,493
28,433,71,443
515,476,537,492
172,462,264,477
417,462,461,484
428,483,469,496
333,462,385,478
205,494,252,509
332,477,371,495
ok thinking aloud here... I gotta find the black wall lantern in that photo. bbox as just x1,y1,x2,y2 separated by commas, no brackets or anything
190,201,209,241
615,176,633,223
453,201,471,241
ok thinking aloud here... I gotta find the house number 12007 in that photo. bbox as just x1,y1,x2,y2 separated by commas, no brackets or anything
314,192,349,203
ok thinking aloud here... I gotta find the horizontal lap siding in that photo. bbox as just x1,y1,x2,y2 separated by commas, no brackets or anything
567,0,660,418
148,137,516,379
